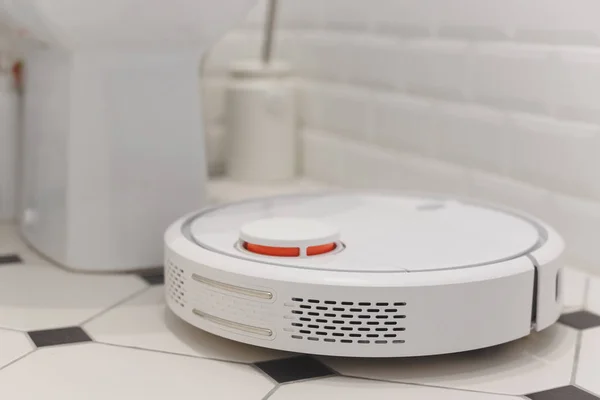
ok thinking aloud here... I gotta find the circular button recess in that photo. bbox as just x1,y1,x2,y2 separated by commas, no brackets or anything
188,193,543,272
240,217,340,257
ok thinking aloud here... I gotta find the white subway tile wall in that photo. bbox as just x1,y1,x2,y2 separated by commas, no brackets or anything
372,92,437,157
202,0,600,273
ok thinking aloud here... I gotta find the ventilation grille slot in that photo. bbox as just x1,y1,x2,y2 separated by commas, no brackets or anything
166,260,186,308
285,297,407,345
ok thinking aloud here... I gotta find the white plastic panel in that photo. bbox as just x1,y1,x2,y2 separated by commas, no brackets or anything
529,221,566,331
165,243,536,357
19,49,209,271
190,193,541,272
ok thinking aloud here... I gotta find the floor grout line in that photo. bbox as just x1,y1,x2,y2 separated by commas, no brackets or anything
261,385,280,400
570,275,593,385
0,349,37,373
573,383,600,398
0,325,27,334
78,285,152,327
34,340,93,349
94,340,252,366
322,361,342,377
280,374,337,386
583,276,592,310
251,363,282,385
571,330,584,384
23,329,37,348
341,374,520,397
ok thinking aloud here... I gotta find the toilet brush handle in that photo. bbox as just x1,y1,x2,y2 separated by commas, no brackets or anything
261,0,279,64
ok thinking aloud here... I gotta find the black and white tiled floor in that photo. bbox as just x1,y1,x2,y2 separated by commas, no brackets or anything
1,223,600,399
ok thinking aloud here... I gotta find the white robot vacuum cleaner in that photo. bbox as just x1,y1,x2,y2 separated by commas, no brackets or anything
164,192,564,357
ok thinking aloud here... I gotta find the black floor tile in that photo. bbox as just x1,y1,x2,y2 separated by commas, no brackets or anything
254,355,336,384
559,311,600,330
28,327,92,348
526,385,600,400
0,254,22,265
138,269,164,285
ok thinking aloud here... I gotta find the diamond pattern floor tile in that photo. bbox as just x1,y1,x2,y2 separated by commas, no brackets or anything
0,264,148,331
0,329,34,369
270,376,524,400
255,355,336,384
575,327,600,396
2,223,600,398
526,385,600,400
0,343,273,399
321,324,577,395
84,286,291,363
559,311,600,330
28,327,92,348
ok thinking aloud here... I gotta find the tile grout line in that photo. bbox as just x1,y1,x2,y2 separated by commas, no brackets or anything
573,383,600,398
571,330,584,384
251,363,282,385
252,358,338,387
341,374,519,398
569,275,592,384
279,374,337,386
23,329,38,348
260,385,280,400
78,285,152,327
0,349,37,373
94,340,251,366
29,341,92,351
0,325,27,334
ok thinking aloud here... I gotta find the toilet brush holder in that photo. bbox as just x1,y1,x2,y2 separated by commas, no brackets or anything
224,60,297,182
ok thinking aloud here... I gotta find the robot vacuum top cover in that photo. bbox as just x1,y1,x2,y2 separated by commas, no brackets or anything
165,192,564,358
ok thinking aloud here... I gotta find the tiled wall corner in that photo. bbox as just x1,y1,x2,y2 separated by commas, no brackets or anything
203,0,600,273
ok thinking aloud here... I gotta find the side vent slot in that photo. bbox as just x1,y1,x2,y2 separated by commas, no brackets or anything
166,260,186,308
285,297,407,346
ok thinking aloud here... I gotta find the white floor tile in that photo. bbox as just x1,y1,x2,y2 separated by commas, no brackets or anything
575,327,600,396
322,324,577,395
84,286,292,363
563,267,589,312
270,377,522,400
0,329,34,368
587,276,600,315
0,224,25,254
0,265,148,331
0,343,273,400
